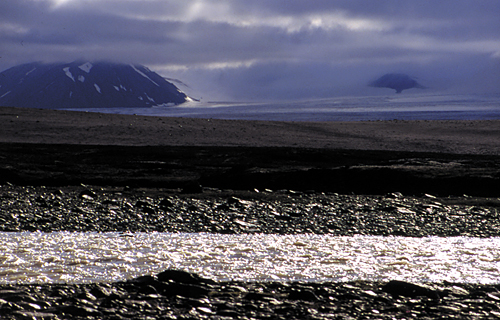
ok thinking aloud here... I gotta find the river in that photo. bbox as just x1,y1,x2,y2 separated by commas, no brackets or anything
2,232,499,284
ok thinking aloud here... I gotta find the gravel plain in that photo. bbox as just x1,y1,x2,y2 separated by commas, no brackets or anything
1,184,500,237
2,170,500,319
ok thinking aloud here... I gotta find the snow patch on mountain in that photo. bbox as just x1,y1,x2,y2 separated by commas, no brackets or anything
78,75,85,82
94,83,101,94
26,68,36,76
63,67,75,82
78,62,93,73
1,91,11,98
131,64,159,87
144,92,155,103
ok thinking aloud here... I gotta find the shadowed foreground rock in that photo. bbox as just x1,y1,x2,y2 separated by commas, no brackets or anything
1,270,500,319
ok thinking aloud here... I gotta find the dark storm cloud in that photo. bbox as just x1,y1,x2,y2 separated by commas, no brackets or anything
0,0,499,100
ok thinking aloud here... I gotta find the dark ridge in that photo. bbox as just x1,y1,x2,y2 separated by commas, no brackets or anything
369,73,425,93
0,61,187,108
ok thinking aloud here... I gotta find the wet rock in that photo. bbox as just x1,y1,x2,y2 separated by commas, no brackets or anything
159,198,173,208
157,269,206,285
12,311,57,319
130,275,157,284
90,284,116,298
287,289,319,301
61,305,100,317
134,200,151,208
244,292,274,301
382,280,440,299
162,283,209,299
181,181,203,194
1,274,500,319
78,189,96,199
446,285,470,296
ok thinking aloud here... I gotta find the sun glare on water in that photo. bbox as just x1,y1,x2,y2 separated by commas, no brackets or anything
1,232,500,284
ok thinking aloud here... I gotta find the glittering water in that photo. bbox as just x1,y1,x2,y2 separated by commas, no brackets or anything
1,232,499,284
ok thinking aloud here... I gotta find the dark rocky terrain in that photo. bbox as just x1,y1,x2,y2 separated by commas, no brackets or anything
1,143,499,197
3,270,500,319
1,184,500,237
1,107,500,319
1,142,500,319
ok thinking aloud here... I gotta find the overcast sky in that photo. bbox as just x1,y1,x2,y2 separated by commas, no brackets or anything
1,0,499,100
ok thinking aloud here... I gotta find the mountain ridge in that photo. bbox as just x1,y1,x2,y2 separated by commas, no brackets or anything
369,73,425,94
0,61,188,108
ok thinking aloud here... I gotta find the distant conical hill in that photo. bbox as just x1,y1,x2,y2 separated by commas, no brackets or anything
0,61,188,108
369,73,425,94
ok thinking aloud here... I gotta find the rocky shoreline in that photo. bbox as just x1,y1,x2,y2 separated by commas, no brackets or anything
2,191,500,319
1,184,500,237
2,269,500,320
1,140,500,318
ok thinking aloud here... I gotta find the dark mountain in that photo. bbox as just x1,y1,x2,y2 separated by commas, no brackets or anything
369,73,425,93
0,61,188,108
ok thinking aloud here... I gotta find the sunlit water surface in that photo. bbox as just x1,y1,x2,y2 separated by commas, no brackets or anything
1,232,499,284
